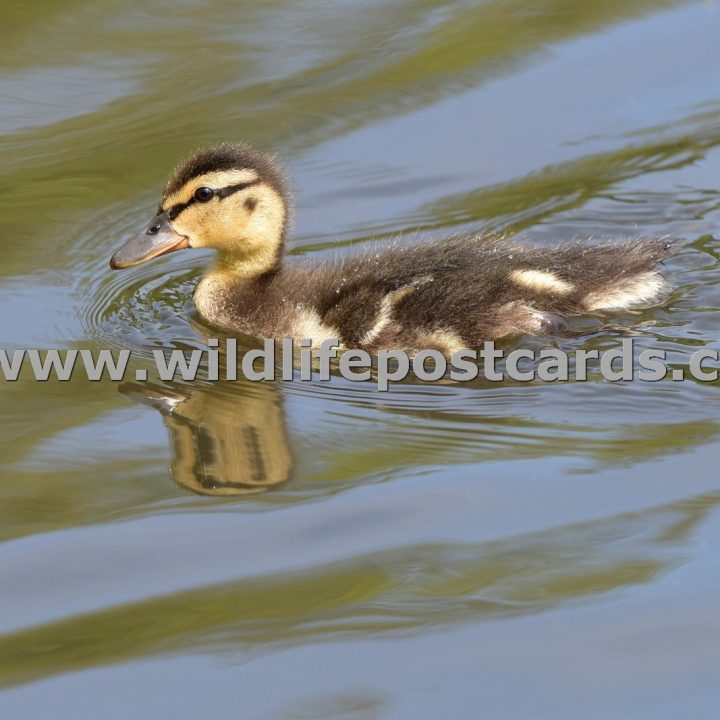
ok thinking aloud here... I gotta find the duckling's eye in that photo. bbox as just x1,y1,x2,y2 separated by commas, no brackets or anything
194,186,214,203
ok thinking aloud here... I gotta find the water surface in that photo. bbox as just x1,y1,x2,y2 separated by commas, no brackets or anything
1,0,720,717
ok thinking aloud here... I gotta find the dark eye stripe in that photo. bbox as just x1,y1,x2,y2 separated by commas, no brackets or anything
215,179,261,198
163,179,261,220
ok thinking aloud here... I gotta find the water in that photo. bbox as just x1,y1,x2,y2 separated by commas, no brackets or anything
1,0,720,717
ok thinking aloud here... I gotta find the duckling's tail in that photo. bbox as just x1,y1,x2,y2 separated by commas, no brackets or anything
578,237,677,312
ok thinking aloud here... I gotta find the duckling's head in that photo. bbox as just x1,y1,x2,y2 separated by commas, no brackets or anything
110,142,290,276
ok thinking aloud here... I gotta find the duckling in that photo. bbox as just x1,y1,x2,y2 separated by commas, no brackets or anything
110,142,674,354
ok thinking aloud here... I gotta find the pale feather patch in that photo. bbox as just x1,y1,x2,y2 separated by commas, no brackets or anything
162,169,260,209
584,271,667,311
525,310,549,334
359,298,392,347
413,328,465,355
193,276,230,327
491,301,563,338
293,309,340,347
360,279,435,347
359,284,418,346
510,269,574,295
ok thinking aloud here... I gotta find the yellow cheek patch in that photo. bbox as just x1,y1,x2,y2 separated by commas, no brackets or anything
162,168,260,210
169,205,205,240
510,269,574,295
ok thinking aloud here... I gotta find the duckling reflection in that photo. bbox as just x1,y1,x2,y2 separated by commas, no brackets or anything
120,379,292,496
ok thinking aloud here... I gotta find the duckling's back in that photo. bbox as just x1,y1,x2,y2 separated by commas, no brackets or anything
211,234,674,353
285,235,674,352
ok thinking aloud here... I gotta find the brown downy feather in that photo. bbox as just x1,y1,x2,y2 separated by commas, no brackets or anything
208,235,675,352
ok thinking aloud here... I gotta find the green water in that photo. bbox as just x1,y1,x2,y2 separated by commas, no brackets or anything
2,0,720,717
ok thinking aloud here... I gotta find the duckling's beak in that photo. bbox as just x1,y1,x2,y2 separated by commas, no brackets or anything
110,212,190,269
